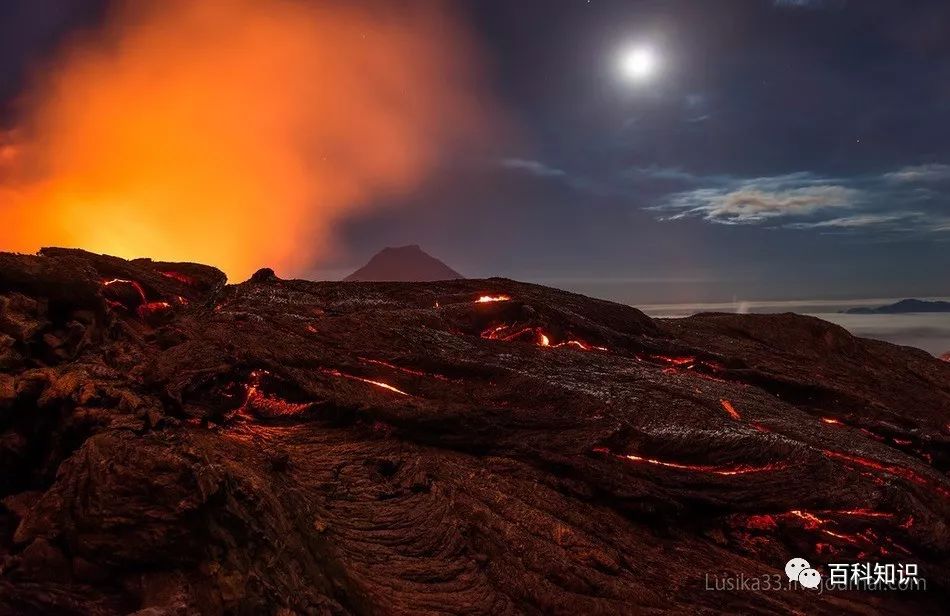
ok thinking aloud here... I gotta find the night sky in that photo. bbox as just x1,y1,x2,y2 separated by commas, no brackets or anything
2,0,949,303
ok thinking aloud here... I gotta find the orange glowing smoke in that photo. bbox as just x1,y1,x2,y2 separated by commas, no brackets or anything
0,0,492,280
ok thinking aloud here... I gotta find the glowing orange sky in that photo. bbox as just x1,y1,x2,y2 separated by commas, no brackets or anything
0,0,492,280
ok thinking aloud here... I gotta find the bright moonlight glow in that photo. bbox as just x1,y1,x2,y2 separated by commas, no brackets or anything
619,46,658,81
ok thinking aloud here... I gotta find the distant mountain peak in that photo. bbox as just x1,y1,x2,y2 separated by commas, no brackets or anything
842,298,950,315
344,245,463,282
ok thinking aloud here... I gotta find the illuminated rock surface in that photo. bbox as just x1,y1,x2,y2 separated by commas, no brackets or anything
0,248,948,614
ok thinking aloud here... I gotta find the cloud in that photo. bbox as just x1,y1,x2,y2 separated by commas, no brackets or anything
655,176,858,224
772,0,840,8
784,213,915,230
647,166,950,235
499,158,566,178
883,164,950,184
625,166,706,183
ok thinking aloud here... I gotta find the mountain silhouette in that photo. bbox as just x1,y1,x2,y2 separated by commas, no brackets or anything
842,298,950,314
344,245,463,282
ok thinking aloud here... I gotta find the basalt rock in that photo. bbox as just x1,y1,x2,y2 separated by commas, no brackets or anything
0,249,947,615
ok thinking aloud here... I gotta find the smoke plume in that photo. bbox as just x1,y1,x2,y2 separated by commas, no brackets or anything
0,0,491,279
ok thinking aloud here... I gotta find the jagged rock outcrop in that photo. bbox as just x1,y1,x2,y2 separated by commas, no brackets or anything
0,249,948,614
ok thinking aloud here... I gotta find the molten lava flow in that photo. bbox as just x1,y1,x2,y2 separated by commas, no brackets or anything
745,514,777,530
359,358,450,382
480,324,547,346
860,428,886,442
138,301,172,319
593,447,785,476
789,510,826,530
655,355,697,366
819,529,861,544
101,277,173,319
103,278,147,304
551,340,609,352
323,369,409,396
476,295,511,303
741,508,910,559
158,271,195,286
0,0,493,280
822,449,950,498
480,324,606,352
720,399,741,420
237,370,312,418
817,418,930,462
640,354,728,382
832,508,895,519
481,324,535,342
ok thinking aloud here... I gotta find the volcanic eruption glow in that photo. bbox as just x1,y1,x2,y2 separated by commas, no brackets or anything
0,0,492,280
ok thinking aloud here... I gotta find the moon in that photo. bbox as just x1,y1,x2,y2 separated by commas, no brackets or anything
619,45,658,81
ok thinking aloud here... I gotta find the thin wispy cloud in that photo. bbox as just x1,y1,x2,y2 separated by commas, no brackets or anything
883,164,950,184
499,158,566,178
784,213,914,230
772,0,840,8
624,166,710,184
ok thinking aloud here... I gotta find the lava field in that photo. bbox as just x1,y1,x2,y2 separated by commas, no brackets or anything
0,248,948,614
